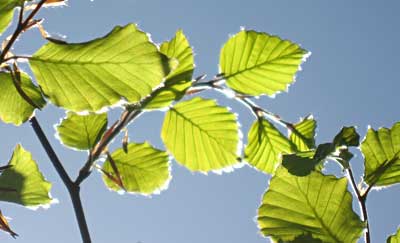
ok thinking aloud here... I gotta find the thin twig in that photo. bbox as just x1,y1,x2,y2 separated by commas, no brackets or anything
346,165,370,243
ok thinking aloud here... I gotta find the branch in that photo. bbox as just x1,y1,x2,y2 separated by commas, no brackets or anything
0,0,47,63
346,165,370,243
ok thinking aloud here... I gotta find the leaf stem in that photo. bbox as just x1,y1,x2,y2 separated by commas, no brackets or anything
29,116,92,243
346,165,370,243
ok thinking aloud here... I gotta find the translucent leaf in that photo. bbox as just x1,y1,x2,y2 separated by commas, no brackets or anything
361,122,400,187
245,118,293,174
0,210,17,238
102,142,170,195
161,97,240,173
56,112,107,150
276,234,323,243
387,227,400,243
220,30,309,96
0,71,45,126
0,145,52,206
0,0,24,36
146,29,194,109
29,24,171,112
333,126,360,147
257,167,364,243
290,116,316,152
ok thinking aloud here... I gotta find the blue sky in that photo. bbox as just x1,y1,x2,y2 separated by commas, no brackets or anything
1,1,400,242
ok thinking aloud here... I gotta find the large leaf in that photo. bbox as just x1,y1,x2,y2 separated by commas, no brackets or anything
388,228,400,243
0,145,52,206
146,29,194,109
361,122,400,187
220,30,309,96
257,168,364,243
29,24,170,112
102,142,170,195
161,97,240,173
56,112,107,150
0,0,24,36
0,72,46,126
245,118,293,174
290,116,316,152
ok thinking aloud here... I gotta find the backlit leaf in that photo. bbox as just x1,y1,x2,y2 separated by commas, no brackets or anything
161,97,240,173
56,112,107,150
29,24,170,112
102,142,170,195
0,71,45,126
333,126,360,147
257,167,364,243
0,0,24,36
387,227,400,243
290,116,316,152
146,29,194,109
361,122,400,187
220,30,309,96
245,118,293,174
0,145,52,206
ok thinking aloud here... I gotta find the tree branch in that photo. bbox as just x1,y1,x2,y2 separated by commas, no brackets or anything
29,116,92,243
346,165,370,243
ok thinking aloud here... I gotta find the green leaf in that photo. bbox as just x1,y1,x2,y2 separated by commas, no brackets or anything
0,71,45,126
220,30,309,96
245,118,293,174
290,116,317,152
102,142,170,195
145,29,194,109
56,112,107,150
257,167,364,243
161,97,240,173
29,24,171,112
276,234,323,243
282,151,319,177
0,0,24,36
387,227,400,243
0,145,52,206
333,126,360,147
362,122,400,187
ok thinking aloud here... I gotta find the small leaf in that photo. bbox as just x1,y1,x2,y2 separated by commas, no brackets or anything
56,112,107,150
220,30,309,96
313,142,335,161
29,24,171,112
282,151,318,176
0,210,17,238
333,126,360,147
290,116,317,152
245,118,293,174
257,167,364,243
0,145,52,206
146,29,195,109
387,227,400,243
161,97,240,173
362,122,400,187
0,71,45,126
102,142,170,195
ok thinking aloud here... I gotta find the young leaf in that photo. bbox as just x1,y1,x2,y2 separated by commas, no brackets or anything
29,24,171,112
281,151,319,177
0,71,45,126
0,145,52,206
161,97,240,173
361,122,400,187
145,29,194,109
0,0,24,36
245,118,293,174
0,210,17,238
56,112,107,150
220,30,309,96
257,167,364,243
102,142,170,195
387,227,400,243
290,116,317,152
333,126,360,147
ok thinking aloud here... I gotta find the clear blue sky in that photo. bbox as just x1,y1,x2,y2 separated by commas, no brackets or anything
1,1,400,242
